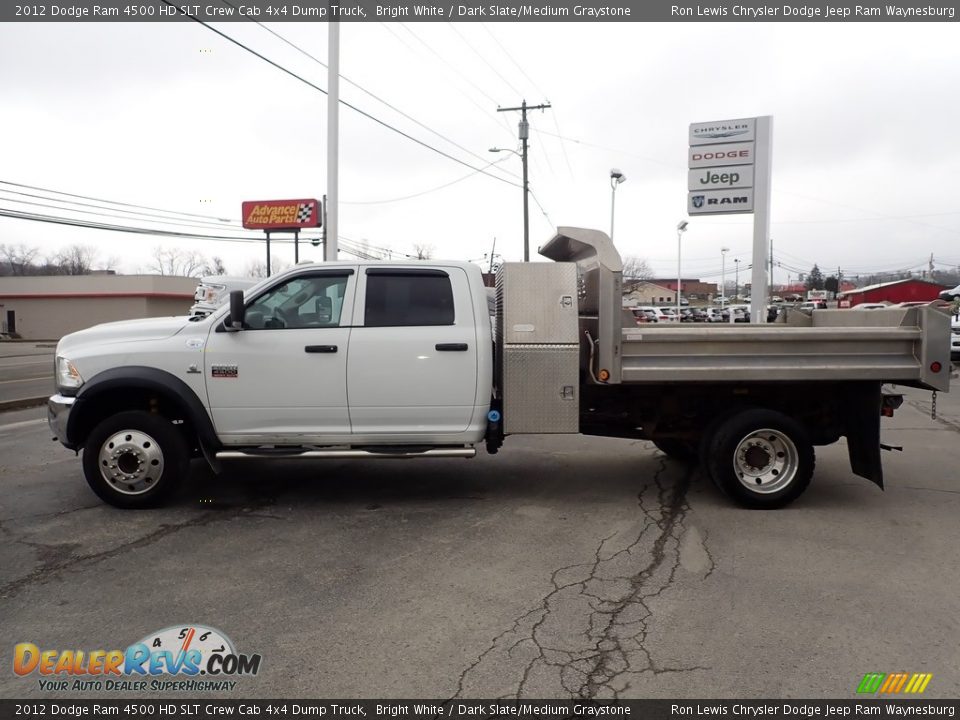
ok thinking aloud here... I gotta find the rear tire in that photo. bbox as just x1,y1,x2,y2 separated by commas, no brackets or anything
82,411,189,508
706,409,815,509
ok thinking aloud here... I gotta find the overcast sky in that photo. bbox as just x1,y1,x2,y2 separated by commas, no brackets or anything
1,20,958,285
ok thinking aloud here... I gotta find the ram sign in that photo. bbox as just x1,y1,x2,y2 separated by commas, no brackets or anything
688,188,754,215
241,198,322,230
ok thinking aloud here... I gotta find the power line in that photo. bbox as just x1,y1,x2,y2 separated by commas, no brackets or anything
527,186,553,227
0,189,244,233
478,23,574,177
446,23,523,98
160,2,521,189
342,157,512,205
0,179,235,223
390,23,515,137
219,2,519,181
0,207,312,244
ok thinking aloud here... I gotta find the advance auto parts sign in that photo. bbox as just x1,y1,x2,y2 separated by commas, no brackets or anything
241,198,321,230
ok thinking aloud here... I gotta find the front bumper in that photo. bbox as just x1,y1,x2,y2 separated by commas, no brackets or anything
48,393,76,447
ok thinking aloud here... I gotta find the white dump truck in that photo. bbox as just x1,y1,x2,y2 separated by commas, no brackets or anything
48,228,951,509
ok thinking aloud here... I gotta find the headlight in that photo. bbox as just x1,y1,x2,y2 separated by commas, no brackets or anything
56,356,84,390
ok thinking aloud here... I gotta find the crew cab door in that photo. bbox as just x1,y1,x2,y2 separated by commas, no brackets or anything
203,269,356,441
347,267,478,436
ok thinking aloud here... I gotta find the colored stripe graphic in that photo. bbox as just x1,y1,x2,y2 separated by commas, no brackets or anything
857,672,932,694
857,673,885,694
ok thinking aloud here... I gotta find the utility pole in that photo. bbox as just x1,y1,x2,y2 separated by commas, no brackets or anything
325,21,339,261
497,100,551,262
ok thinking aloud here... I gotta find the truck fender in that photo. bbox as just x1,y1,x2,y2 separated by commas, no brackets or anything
66,366,221,458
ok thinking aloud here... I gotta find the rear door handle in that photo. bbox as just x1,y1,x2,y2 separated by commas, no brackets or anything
436,343,468,352
305,345,338,353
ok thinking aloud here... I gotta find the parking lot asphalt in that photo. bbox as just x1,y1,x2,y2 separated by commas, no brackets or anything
1,385,958,700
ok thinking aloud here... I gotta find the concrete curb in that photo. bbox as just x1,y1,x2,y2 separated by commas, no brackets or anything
0,396,48,413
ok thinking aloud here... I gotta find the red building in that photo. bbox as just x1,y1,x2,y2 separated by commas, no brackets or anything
838,279,946,306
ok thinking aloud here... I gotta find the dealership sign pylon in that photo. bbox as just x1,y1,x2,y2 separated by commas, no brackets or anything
687,116,772,324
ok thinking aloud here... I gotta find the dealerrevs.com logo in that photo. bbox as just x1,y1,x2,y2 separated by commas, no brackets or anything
13,625,262,692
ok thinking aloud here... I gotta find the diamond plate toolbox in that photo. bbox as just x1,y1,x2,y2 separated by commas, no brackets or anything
502,345,579,433
496,263,581,434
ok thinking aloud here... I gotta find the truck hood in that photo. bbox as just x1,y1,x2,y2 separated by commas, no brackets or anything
58,316,194,354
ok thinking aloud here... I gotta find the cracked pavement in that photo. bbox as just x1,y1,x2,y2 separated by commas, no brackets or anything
1,386,959,699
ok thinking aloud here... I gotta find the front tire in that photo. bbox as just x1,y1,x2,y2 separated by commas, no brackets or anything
82,411,189,508
706,409,815,509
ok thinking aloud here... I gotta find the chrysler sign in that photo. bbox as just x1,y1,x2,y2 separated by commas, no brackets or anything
689,118,756,146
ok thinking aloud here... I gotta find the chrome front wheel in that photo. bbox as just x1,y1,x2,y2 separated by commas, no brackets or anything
97,429,165,496
83,411,188,508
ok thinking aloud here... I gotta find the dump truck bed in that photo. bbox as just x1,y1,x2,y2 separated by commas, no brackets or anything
620,306,950,391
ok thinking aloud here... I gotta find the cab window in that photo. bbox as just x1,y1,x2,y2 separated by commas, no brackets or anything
364,270,454,327
245,274,349,330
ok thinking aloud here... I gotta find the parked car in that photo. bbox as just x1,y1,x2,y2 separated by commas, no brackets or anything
631,307,659,324
892,301,933,309
952,312,960,360
939,284,960,301
853,302,891,310
653,307,679,322
703,307,728,323
798,301,827,312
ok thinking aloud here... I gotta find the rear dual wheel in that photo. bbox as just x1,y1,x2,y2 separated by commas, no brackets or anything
704,409,815,509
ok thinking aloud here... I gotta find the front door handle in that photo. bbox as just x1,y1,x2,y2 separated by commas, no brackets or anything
436,343,468,352
305,345,338,353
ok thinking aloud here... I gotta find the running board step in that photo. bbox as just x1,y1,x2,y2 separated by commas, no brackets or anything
216,447,476,460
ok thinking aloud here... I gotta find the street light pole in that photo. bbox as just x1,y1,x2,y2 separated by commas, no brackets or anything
734,258,741,322
610,169,626,242
676,221,688,319
721,247,729,310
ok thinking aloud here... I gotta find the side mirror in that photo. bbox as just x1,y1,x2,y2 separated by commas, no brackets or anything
227,290,246,331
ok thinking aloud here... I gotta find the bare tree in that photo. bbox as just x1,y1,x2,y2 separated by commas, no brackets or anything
51,244,98,275
148,246,209,277
622,256,653,291
204,256,227,276
413,243,434,260
0,243,40,275
243,257,290,278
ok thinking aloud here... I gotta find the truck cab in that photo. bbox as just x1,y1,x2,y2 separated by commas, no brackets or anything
49,261,492,507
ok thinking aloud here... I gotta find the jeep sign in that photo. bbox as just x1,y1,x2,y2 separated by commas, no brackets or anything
688,165,754,191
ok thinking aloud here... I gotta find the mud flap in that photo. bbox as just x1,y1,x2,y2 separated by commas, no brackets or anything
844,383,883,489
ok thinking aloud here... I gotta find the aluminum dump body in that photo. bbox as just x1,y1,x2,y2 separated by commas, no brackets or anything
538,227,951,393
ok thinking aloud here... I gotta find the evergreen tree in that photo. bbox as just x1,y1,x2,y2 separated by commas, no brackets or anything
805,264,825,291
